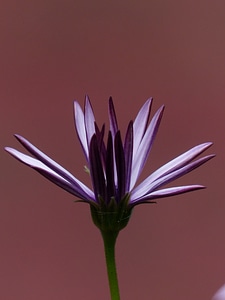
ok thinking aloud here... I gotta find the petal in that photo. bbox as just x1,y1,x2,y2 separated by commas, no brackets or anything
130,185,205,205
133,98,152,156
5,147,95,201
115,131,126,201
11,135,94,199
108,97,118,139
130,105,165,190
124,121,133,192
106,131,115,202
108,97,119,185
84,95,96,146
74,101,89,160
89,135,106,203
212,284,225,300
132,142,213,199
131,154,215,200
95,123,106,170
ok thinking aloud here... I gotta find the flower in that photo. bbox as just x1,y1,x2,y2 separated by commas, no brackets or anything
5,96,214,232
212,285,225,300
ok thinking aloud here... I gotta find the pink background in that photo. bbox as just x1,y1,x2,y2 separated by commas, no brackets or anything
1,1,224,299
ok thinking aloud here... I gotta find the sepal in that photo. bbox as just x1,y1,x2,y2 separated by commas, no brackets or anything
90,193,132,233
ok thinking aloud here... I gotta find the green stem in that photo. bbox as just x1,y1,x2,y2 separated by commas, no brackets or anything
101,230,120,300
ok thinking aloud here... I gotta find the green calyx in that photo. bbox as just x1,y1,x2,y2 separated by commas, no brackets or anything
90,193,132,233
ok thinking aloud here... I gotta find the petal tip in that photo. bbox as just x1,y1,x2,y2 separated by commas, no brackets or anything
4,146,12,152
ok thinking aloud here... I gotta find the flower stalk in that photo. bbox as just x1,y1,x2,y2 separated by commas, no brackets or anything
90,204,131,299
101,229,120,300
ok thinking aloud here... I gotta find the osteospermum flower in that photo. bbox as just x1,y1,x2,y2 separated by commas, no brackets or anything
5,96,214,300
5,96,214,231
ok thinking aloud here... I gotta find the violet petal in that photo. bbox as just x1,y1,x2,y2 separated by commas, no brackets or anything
106,131,115,203
131,154,214,201
115,131,126,201
124,121,133,192
132,142,213,199
130,105,164,189
108,97,118,139
131,185,205,204
74,101,89,161
133,98,152,156
89,135,106,203
84,95,96,146
5,147,94,200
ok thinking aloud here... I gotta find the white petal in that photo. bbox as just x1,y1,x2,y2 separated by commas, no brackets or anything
5,147,95,200
132,142,213,198
131,185,204,203
133,98,152,156
74,101,89,160
84,95,96,146
5,147,68,183
130,105,164,190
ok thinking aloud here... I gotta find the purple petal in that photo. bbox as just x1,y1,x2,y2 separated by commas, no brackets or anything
115,131,126,201
133,98,152,156
131,154,215,201
108,97,118,139
148,154,215,192
132,142,213,198
130,105,165,190
130,185,205,204
108,97,119,185
5,147,95,201
84,95,96,146
89,135,106,203
94,123,106,170
106,131,116,202
212,284,225,300
74,101,89,160
10,135,94,199
124,121,133,192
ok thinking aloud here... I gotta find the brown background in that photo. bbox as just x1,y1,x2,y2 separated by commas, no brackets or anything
1,0,224,299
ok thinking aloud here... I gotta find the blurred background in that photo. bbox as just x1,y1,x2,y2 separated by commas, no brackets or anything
0,0,224,299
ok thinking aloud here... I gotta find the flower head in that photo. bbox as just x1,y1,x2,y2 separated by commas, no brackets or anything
5,96,214,232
